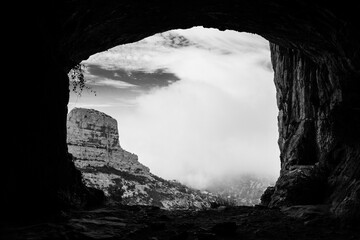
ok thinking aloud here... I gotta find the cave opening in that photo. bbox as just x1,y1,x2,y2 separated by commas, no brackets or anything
2,1,360,238
67,27,280,209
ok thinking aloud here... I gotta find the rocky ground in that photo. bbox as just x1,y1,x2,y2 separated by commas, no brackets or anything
1,204,359,240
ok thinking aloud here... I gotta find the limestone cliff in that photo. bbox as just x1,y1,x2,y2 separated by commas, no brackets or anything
67,108,149,174
67,108,219,210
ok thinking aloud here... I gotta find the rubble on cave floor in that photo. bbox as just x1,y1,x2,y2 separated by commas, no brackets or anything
1,204,359,240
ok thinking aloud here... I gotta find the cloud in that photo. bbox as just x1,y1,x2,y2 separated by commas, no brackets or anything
71,27,279,190
68,102,113,109
84,64,180,90
82,27,271,75
114,47,279,189
90,79,137,89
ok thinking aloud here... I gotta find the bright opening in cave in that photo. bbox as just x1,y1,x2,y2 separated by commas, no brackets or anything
68,27,280,206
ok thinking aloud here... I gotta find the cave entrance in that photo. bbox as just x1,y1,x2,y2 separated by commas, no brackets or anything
68,27,280,209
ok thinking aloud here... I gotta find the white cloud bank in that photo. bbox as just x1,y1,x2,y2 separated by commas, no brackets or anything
71,27,280,189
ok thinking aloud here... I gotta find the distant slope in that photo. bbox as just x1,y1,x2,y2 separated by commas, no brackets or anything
205,175,275,206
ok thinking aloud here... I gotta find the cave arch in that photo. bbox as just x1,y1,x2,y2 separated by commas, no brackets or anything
4,0,359,222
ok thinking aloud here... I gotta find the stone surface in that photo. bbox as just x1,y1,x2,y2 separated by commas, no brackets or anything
2,205,359,240
266,44,360,222
281,204,331,221
67,108,149,174
268,165,327,206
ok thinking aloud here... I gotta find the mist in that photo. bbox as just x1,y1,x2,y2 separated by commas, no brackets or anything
69,27,280,190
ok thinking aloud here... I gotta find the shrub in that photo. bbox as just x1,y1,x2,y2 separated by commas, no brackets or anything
68,63,96,96
108,183,125,202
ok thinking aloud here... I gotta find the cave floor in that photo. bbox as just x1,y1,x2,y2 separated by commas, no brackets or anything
1,204,359,240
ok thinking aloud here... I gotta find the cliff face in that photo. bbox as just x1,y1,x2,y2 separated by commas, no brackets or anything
4,0,359,223
266,44,360,221
67,108,149,174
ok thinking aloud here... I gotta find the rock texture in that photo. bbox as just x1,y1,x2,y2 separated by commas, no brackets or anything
3,0,360,224
265,44,360,223
67,108,149,174
2,205,359,240
67,108,219,210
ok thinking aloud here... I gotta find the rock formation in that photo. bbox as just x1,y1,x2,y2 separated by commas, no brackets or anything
3,0,359,224
265,44,360,223
67,108,149,174
67,108,219,210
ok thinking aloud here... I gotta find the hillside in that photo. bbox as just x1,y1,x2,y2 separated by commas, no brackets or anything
67,108,220,210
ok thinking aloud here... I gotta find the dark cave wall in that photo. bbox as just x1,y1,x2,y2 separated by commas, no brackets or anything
269,44,360,217
3,2,92,218
3,0,359,221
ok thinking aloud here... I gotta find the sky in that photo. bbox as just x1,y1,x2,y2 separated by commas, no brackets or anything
68,27,280,189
